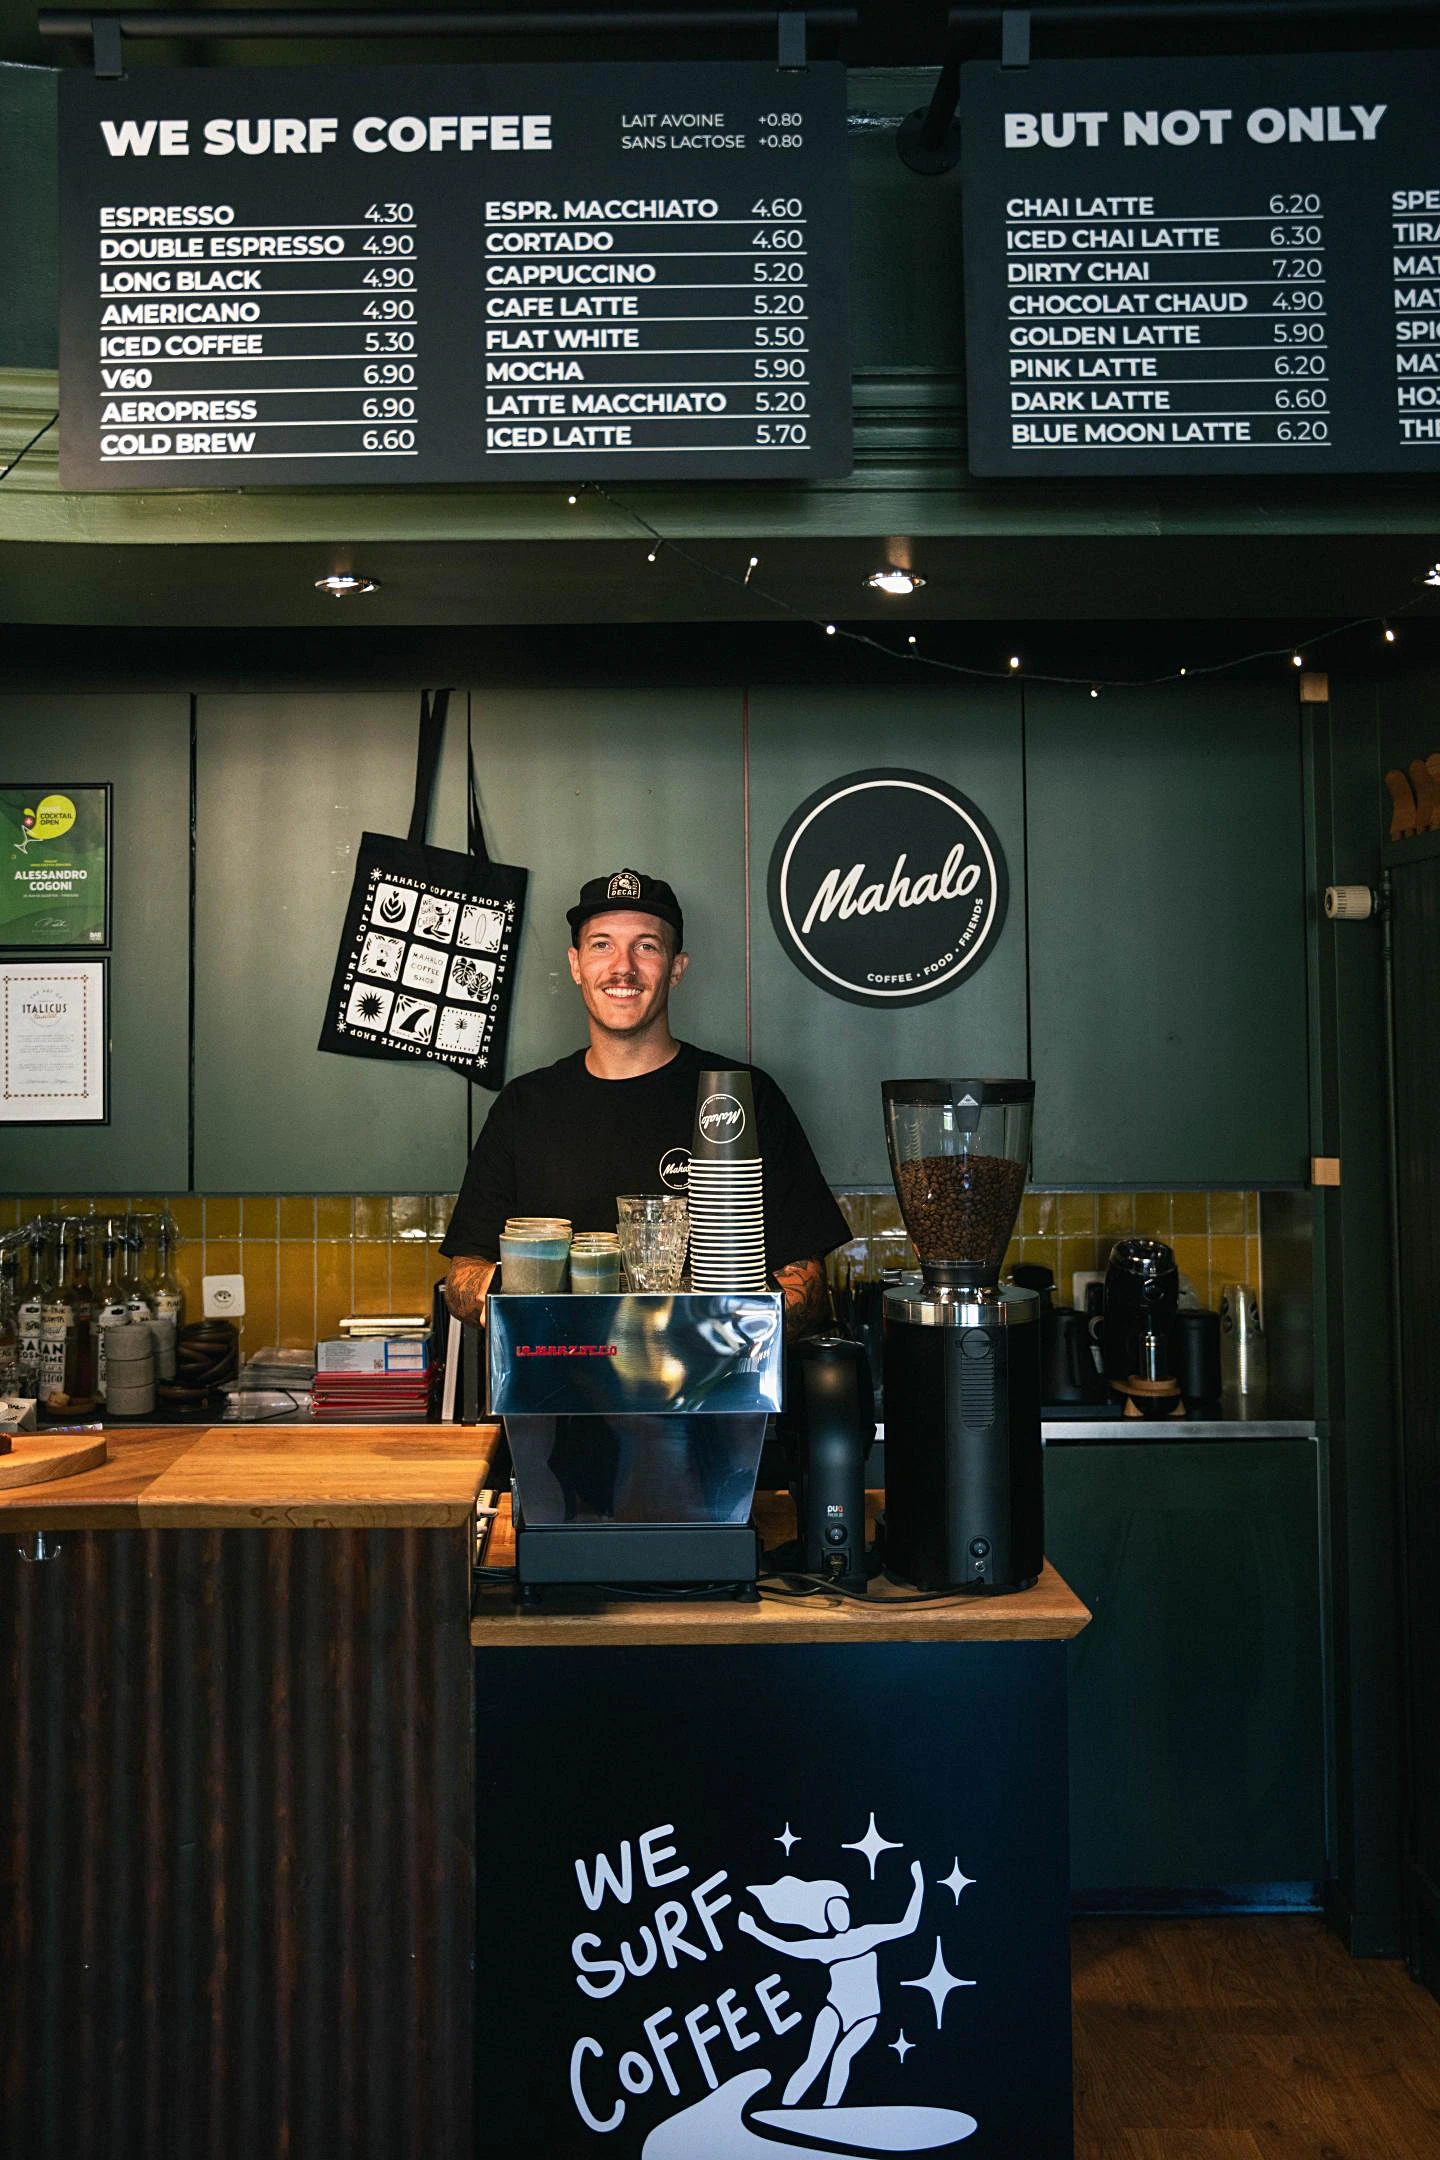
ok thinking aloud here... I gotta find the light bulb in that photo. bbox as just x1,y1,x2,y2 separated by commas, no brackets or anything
865,567,926,597
1292,652,1304,668
1384,623,1397,643
1008,655,1021,671
825,623,837,636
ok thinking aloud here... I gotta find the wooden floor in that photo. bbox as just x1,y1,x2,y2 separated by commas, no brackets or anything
1072,1917,1440,2160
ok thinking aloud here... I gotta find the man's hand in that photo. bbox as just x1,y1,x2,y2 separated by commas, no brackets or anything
772,1257,831,1339
444,1256,496,1328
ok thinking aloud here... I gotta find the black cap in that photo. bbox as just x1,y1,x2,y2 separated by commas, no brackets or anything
566,869,684,948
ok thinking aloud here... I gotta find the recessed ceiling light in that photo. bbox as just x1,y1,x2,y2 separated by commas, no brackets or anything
865,567,927,596
314,572,379,597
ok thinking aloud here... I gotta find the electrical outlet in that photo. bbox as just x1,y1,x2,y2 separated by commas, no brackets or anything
202,1273,246,1320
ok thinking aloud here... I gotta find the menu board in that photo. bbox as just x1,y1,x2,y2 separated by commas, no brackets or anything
58,61,850,489
960,51,1440,475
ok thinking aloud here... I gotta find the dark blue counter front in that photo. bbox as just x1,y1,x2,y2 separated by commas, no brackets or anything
474,1633,1077,2160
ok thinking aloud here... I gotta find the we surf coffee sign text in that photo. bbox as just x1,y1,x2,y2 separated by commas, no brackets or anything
767,770,1009,1008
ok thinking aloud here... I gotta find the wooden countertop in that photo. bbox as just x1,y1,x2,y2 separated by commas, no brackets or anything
470,1493,1090,1647
0,1422,499,1529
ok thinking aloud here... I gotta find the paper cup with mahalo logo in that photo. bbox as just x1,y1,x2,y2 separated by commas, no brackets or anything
689,1070,768,1290
691,1071,759,1163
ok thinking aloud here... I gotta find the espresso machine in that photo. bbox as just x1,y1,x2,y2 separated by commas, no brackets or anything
880,1079,1043,1592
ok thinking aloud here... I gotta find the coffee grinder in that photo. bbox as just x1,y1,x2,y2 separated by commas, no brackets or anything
880,1079,1043,1592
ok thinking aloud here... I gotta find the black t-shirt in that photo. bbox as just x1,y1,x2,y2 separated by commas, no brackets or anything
440,1041,850,1273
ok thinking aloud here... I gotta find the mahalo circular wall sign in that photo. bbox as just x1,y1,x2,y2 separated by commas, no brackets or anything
767,767,1009,1007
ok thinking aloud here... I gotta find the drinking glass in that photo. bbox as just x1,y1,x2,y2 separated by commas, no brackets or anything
615,1195,688,1292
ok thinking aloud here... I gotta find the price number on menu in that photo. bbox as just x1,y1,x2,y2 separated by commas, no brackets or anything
364,202,414,224
757,112,803,148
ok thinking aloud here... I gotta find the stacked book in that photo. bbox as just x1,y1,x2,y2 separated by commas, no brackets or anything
312,1320,434,1422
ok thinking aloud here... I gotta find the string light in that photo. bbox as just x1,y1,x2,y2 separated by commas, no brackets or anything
907,634,917,646
572,482,1438,694
646,545,660,563
566,492,578,505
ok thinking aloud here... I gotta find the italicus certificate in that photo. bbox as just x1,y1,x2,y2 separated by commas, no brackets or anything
0,960,107,1123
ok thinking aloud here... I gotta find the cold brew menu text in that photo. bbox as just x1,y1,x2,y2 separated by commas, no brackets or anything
960,52,1440,475
58,62,850,489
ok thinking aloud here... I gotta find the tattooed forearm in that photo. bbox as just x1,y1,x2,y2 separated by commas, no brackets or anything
444,1256,496,1327
772,1257,832,1339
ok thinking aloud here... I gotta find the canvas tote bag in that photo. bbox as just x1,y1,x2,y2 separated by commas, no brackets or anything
317,688,527,1089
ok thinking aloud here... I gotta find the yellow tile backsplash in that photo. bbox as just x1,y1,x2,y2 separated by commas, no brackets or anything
0,1193,458,1352
831,1190,1263,1315
3,1186,1263,1352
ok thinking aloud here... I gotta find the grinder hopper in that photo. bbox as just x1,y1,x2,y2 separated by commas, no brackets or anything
881,1078,1034,1293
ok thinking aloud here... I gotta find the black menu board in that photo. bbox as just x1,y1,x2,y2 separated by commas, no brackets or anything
960,51,1440,476
58,61,849,489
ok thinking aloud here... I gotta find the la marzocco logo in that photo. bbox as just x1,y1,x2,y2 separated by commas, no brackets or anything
698,1093,746,1143
516,1344,618,1358
767,766,1009,1009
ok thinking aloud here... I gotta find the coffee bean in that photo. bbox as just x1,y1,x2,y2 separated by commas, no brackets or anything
895,1152,1026,1268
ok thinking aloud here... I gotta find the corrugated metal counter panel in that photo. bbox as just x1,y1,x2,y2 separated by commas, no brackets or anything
0,1526,475,2160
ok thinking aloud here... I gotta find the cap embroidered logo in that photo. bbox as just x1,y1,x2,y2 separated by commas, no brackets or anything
606,869,642,900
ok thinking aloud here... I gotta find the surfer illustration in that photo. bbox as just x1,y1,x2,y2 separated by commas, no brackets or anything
739,1861,926,2107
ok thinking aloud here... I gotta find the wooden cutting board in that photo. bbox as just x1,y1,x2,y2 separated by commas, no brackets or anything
0,1432,108,1490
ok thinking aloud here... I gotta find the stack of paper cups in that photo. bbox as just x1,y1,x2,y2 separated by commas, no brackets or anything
688,1069,767,1292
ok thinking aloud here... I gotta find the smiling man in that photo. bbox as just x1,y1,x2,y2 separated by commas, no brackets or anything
441,868,849,1334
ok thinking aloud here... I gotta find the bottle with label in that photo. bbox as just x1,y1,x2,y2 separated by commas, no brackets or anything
0,1247,20,1398
40,1218,98,1416
149,1218,184,1384
120,1217,153,1324
18,1224,54,1397
94,1225,131,1404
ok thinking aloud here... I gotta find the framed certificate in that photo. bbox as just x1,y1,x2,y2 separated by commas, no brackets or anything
0,782,112,949
0,959,108,1124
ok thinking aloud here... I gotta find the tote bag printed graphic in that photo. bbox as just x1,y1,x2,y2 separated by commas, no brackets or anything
318,689,527,1089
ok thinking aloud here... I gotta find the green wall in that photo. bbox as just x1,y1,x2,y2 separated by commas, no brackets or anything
0,669,1312,1196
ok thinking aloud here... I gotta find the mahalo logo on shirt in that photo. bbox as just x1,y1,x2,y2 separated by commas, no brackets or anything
767,766,1008,1008
659,1146,691,1190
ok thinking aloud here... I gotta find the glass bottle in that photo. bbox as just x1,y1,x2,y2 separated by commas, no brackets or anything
18,1224,54,1397
0,1247,20,1398
94,1225,130,1404
120,1216,153,1323
41,1219,97,1412
148,1218,184,1384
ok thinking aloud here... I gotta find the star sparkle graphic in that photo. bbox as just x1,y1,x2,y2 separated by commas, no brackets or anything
939,1859,976,1903
775,1823,800,1856
889,2031,915,2063
841,1812,904,1879
902,1938,975,2031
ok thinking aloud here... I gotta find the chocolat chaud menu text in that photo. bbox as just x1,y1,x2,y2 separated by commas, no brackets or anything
961,51,1440,475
